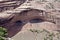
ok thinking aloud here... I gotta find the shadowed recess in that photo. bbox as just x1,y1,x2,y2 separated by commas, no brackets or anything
30,18,44,23
0,17,14,25
15,20,23,26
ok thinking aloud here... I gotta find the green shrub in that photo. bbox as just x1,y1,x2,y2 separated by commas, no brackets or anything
0,27,7,40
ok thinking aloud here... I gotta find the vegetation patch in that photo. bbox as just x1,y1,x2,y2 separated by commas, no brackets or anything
0,27,7,40
29,29,60,40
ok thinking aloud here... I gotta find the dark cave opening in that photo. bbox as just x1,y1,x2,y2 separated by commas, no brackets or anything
30,18,44,23
15,20,23,26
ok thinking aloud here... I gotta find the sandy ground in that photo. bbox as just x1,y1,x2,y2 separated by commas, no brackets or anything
11,21,59,40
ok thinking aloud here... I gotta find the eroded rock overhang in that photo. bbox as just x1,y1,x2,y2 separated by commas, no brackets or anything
0,0,60,26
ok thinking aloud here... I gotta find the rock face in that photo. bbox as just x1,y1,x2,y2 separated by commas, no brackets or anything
11,27,59,40
0,0,26,24
0,0,60,38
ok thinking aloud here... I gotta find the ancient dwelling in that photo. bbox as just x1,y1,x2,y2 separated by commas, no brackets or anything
0,0,60,38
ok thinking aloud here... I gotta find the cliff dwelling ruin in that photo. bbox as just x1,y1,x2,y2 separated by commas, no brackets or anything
0,0,60,39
